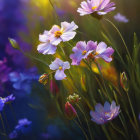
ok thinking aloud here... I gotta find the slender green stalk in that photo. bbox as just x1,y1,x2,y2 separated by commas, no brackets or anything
104,18,133,64
94,62,111,101
0,113,7,140
19,49,49,66
126,91,139,129
74,119,89,140
76,103,93,140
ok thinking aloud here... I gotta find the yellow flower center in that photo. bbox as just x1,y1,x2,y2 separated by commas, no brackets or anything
82,50,87,55
95,52,99,55
59,66,63,70
54,31,62,38
92,6,97,10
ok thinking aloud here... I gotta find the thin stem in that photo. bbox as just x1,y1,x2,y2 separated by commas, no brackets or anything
104,18,133,64
0,113,7,140
76,103,93,140
126,91,139,129
74,119,89,140
19,49,49,66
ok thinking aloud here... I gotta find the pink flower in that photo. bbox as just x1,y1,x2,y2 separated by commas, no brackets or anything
70,41,97,65
49,21,78,45
77,0,116,17
94,42,114,62
37,31,57,55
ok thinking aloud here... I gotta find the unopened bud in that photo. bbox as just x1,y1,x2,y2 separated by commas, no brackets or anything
65,102,77,120
67,93,81,103
39,73,48,85
8,38,19,49
120,72,129,91
50,80,59,95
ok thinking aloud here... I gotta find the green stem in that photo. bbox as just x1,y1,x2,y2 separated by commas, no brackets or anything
126,91,139,129
0,113,7,140
19,49,49,66
104,18,133,64
76,104,93,140
74,119,89,140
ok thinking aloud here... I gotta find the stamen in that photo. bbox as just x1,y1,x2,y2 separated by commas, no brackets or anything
55,31,62,38
82,50,87,55
59,66,63,70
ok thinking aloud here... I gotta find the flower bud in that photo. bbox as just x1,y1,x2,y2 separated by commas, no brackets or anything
38,73,48,85
67,93,81,103
8,38,19,49
50,80,59,95
65,102,77,120
120,72,129,91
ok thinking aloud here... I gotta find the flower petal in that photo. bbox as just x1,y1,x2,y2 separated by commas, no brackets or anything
61,32,76,42
96,42,107,54
61,21,78,32
63,61,70,70
55,70,66,80
104,101,111,112
37,43,57,55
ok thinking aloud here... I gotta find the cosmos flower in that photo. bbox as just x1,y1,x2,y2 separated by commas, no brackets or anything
90,101,120,124
15,118,32,130
94,42,114,62
0,94,15,111
114,13,129,23
70,41,97,65
37,30,57,55
77,0,116,18
49,58,70,80
47,21,78,46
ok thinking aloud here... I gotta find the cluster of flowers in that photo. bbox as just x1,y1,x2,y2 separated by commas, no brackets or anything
9,118,32,139
38,0,121,124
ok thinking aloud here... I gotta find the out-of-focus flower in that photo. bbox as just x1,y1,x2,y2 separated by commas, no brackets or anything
9,67,39,94
77,0,116,18
67,93,81,103
114,13,129,23
120,72,129,91
0,94,15,111
65,102,77,120
46,21,78,46
50,80,59,95
39,73,49,85
15,118,32,130
90,101,120,124
9,118,32,139
70,41,97,65
41,125,61,140
9,130,18,139
94,42,114,62
0,58,11,93
37,30,57,55
49,58,70,80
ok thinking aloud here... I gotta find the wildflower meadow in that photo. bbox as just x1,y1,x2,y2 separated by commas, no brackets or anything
0,0,140,139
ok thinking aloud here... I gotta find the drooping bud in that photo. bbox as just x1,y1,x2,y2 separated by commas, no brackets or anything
38,73,48,85
67,93,81,103
8,38,19,49
120,72,129,91
65,102,77,120
50,80,59,95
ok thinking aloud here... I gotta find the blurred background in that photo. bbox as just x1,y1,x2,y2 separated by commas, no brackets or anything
0,0,140,139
